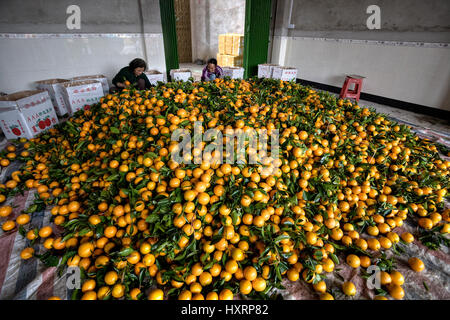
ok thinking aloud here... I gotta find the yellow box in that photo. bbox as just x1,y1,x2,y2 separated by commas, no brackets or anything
217,53,225,66
224,34,233,55
231,34,244,56
218,34,226,55
217,54,243,67
232,55,243,67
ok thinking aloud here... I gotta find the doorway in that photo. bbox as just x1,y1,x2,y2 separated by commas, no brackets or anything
159,0,273,79
174,0,192,63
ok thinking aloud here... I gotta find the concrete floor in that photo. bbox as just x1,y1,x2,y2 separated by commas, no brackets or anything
351,97,449,134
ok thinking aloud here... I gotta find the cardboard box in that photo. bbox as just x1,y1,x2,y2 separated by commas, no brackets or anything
217,54,243,67
170,69,192,82
272,66,298,81
62,80,103,115
225,34,233,55
218,34,226,55
35,78,70,116
0,90,58,140
231,34,244,56
218,33,244,56
217,53,223,66
257,63,279,78
145,70,165,86
71,74,109,95
223,67,244,79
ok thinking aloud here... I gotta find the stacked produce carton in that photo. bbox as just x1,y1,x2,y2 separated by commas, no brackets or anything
170,69,192,82
222,67,245,79
71,75,109,96
62,80,104,115
35,78,70,116
145,70,165,86
257,63,279,78
258,64,298,81
272,66,298,81
217,34,244,67
0,90,58,139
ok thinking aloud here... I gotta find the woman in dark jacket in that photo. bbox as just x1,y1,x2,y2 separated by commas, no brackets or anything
111,58,152,92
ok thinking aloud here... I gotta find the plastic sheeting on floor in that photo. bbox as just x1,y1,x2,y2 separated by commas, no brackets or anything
0,116,449,300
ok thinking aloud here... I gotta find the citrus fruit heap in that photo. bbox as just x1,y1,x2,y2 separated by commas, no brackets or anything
0,77,448,300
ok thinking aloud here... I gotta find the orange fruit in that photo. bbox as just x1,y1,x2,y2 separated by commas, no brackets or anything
20,247,34,260
342,281,356,296
16,214,30,225
0,206,13,217
148,288,164,300
78,242,94,258
408,257,425,272
218,288,233,300
346,254,360,268
252,277,267,292
38,226,53,238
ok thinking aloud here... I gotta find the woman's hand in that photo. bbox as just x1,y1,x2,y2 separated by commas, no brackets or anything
116,82,126,88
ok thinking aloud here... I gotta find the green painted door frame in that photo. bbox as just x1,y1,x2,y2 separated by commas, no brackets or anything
243,0,273,78
159,0,179,81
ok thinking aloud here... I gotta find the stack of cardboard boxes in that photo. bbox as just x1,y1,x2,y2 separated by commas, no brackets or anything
217,34,244,67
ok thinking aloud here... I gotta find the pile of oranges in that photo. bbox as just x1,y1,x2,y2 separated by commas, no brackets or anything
0,77,448,300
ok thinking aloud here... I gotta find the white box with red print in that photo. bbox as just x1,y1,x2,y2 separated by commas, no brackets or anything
71,75,109,96
271,66,298,82
62,80,103,115
145,70,165,86
223,67,244,79
257,64,279,78
170,69,192,82
0,90,58,140
35,78,70,116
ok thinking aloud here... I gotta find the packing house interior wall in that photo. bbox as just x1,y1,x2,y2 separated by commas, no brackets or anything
0,0,166,94
270,0,450,110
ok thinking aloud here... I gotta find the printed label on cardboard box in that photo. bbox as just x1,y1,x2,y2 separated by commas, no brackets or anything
19,92,58,135
36,80,70,116
223,67,244,79
0,111,29,139
272,67,298,81
257,64,279,78
145,71,165,86
72,75,109,95
63,81,103,114
170,69,192,82
0,91,58,139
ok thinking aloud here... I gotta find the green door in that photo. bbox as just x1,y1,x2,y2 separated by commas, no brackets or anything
159,0,179,80
243,0,273,78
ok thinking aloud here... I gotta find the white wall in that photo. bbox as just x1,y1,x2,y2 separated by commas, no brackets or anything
271,36,450,110
0,33,166,94
270,0,450,110
0,0,165,94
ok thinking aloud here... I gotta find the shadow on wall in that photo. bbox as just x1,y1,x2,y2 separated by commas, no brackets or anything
442,73,450,111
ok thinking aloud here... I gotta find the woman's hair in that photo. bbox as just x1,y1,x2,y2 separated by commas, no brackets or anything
129,58,147,71
207,58,217,66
